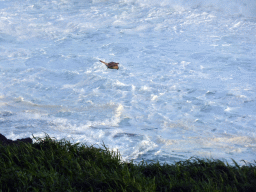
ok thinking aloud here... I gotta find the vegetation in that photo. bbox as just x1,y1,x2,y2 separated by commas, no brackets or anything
0,135,255,191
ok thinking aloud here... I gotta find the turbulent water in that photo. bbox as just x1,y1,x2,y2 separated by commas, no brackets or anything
1,0,256,164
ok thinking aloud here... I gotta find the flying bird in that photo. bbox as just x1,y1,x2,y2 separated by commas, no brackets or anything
99,60,119,70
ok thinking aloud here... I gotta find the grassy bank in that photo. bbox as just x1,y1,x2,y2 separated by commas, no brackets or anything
0,135,255,192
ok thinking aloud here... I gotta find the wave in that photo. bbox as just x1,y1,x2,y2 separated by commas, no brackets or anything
92,0,256,17
176,0,256,17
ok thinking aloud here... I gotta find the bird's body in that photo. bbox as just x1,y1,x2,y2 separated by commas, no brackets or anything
99,60,119,70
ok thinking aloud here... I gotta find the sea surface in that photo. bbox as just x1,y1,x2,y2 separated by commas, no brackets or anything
1,0,256,164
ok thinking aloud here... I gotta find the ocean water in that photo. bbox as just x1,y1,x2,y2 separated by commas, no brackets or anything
1,0,256,164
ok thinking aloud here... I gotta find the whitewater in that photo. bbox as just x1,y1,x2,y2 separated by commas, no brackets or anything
1,0,256,164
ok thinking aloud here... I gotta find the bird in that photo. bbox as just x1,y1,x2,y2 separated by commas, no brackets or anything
99,60,119,70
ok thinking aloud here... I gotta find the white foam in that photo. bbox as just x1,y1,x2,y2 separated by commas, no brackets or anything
1,0,256,165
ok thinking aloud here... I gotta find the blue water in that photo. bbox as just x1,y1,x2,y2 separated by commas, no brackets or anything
1,0,256,164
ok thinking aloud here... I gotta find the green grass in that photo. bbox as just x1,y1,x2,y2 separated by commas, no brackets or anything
0,135,255,192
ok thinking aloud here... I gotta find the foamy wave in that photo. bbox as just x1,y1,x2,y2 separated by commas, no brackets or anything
120,0,256,17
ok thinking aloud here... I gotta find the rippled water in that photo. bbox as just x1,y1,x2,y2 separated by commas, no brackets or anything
1,0,256,164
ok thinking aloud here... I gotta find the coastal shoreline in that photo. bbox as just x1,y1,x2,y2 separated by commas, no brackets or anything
0,133,255,191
